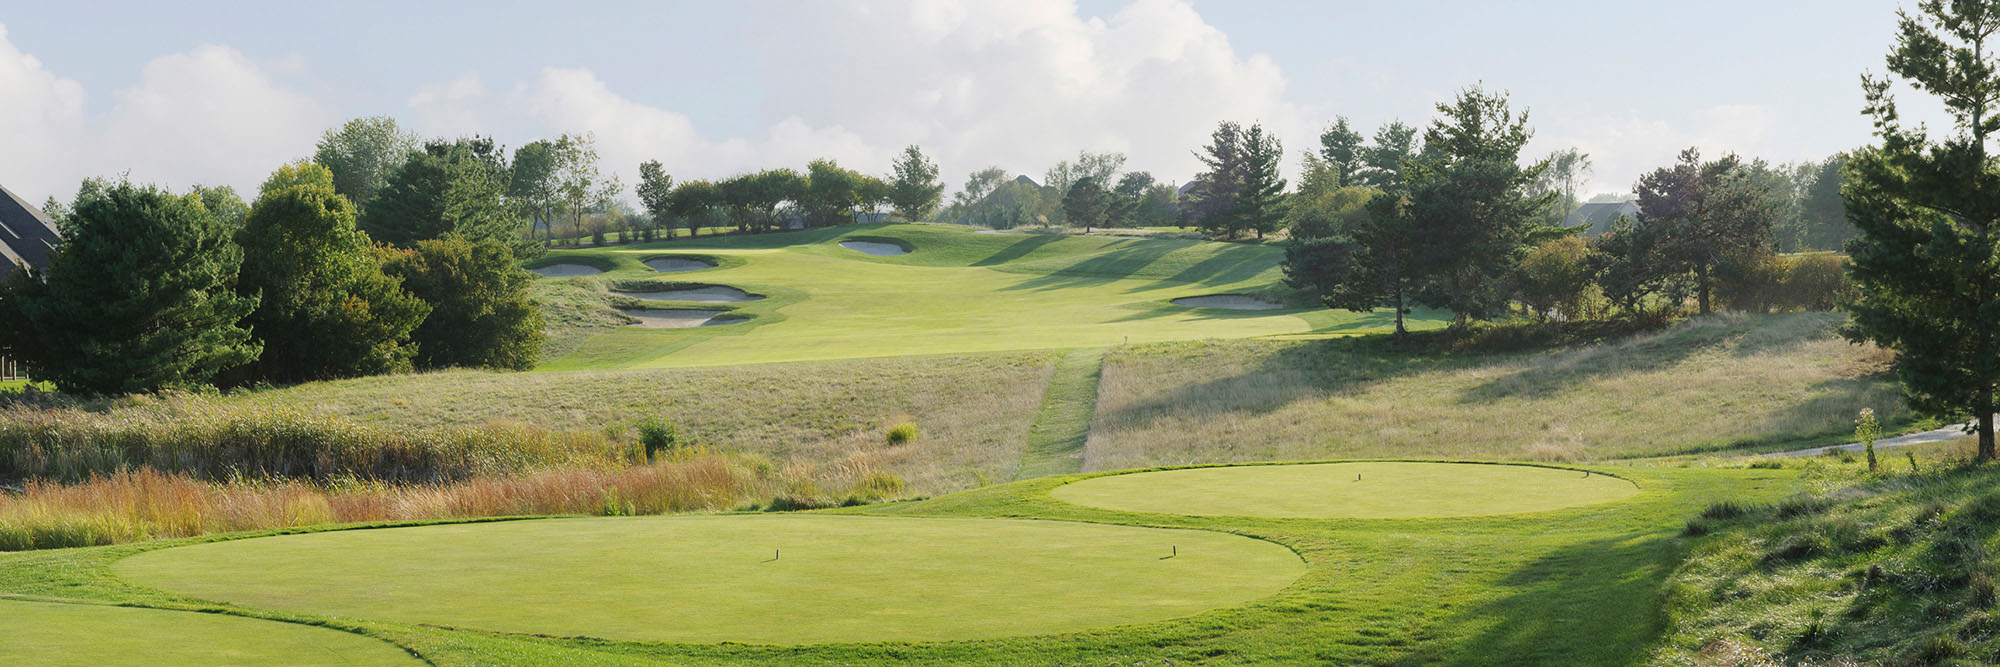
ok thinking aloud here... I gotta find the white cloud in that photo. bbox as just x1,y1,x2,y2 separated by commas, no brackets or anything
1540,103,1783,195
0,24,87,203
747,0,1306,187
0,27,327,203
93,45,329,194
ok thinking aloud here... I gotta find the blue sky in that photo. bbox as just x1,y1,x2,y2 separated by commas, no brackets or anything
0,1,1934,205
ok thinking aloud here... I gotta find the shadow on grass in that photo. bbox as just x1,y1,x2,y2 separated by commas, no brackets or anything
1394,531,1677,666
971,234,1066,267
1454,313,1844,406
1000,243,1183,291
1127,244,1279,291
1097,336,1448,423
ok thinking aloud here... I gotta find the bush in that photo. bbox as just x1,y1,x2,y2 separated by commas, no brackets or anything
885,421,919,446
636,417,681,462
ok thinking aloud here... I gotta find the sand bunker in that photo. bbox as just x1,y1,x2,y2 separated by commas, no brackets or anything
644,258,717,273
623,309,742,328
1171,294,1284,310
839,240,909,256
616,286,763,303
528,263,605,277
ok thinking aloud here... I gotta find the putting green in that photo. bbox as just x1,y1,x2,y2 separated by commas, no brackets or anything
1052,462,1641,519
115,515,1303,645
0,600,417,665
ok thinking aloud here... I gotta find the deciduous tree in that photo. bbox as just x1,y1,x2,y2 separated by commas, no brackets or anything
888,145,944,221
313,116,417,211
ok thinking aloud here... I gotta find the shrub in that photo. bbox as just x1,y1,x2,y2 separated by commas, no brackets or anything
886,421,919,446
636,417,681,462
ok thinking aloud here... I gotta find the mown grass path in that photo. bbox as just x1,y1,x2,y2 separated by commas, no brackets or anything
1014,347,1106,480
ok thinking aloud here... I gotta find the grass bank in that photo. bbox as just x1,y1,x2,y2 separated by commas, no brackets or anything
1658,438,2000,664
1087,313,1909,468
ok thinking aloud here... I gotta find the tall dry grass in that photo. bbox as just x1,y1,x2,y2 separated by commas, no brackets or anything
0,397,632,484
0,451,908,551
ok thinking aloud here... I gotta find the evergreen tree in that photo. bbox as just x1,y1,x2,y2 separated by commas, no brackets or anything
1361,121,1420,191
887,145,944,221
1318,116,1365,186
1237,123,1289,239
237,162,428,382
0,180,260,394
1843,0,2000,460
1186,121,1246,236
381,238,543,371
1406,86,1553,325
636,160,675,237
1283,192,1421,337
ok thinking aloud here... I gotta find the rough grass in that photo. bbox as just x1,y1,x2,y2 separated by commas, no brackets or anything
0,452,911,551
1656,438,2000,665
207,351,1056,493
0,600,420,665
0,397,630,484
1087,313,1909,469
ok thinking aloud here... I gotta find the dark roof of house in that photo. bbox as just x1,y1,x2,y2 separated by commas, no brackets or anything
1013,174,1039,188
0,184,61,277
1567,200,1641,237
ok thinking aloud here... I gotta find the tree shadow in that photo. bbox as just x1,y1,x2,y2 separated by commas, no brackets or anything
1455,314,1830,406
1392,531,1678,666
1097,336,1451,424
1128,244,1280,290
970,233,1066,267
1000,243,1183,291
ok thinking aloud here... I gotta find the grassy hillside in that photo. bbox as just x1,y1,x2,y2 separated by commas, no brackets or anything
1087,313,1912,468
526,223,1444,369
1658,440,2000,665
225,351,1056,492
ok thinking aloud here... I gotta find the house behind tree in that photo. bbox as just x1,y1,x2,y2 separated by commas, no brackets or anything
0,184,61,280
1567,198,1641,237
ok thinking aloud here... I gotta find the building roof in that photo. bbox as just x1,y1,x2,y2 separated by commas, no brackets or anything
1013,174,1039,188
1567,200,1641,237
0,184,61,278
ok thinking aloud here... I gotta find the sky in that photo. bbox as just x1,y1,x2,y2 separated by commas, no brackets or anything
0,0,1941,207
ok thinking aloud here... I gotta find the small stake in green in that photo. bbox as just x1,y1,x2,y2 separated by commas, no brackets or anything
1354,473,1361,482
775,548,780,561
1172,545,1177,557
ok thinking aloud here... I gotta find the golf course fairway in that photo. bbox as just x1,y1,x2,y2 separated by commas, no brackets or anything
0,600,418,666
115,514,1304,645
1052,462,1642,519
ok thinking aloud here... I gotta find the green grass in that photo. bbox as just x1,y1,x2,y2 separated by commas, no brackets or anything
528,223,1442,369
1659,440,2000,664
0,599,418,665
0,460,1804,664
1051,461,1641,519
1088,312,1911,467
1014,346,1105,480
115,514,1301,645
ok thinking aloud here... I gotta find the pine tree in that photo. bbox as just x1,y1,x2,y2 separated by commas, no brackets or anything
1236,123,1289,239
888,145,944,222
1187,121,1246,236
0,181,260,394
1406,86,1553,326
1318,117,1365,186
1843,0,2000,460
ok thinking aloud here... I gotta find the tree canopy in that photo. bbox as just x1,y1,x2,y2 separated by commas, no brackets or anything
888,145,944,222
313,116,418,211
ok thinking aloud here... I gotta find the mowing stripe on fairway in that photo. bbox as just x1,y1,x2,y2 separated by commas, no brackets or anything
1015,346,1107,480
114,514,1305,646
1051,461,1642,519
0,599,420,666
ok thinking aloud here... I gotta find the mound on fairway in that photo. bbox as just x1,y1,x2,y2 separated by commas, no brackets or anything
0,600,417,666
839,240,908,255
616,285,764,303
1172,294,1284,310
644,257,716,272
1052,462,1640,519
528,263,604,277
115,515,1303,645
624,308,740,328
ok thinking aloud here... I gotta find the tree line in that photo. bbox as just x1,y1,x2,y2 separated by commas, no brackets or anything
1279,85,1854,337
0,118,548,394
628,146,945,242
